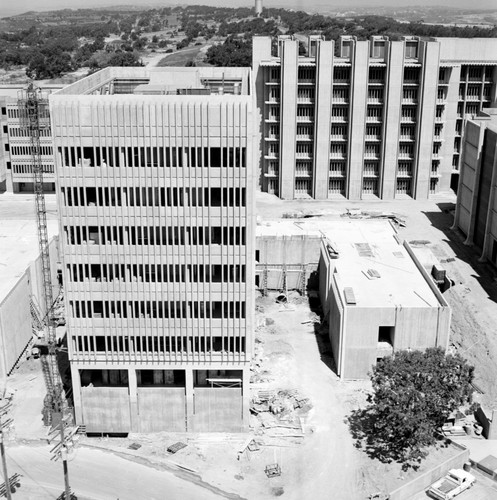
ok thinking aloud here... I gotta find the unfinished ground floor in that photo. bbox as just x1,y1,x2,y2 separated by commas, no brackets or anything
70,363,250,433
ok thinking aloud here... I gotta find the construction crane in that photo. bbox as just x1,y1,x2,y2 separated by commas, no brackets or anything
18,84,65,425
18,85,77,500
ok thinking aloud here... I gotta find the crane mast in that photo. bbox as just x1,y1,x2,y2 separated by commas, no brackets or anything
18,84,65,424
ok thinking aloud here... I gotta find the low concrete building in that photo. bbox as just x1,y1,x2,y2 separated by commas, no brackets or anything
0,215,59,384
319,220,451,379
453,109,497,266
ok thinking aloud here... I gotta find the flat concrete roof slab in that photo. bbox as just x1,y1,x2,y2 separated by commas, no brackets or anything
0,194,58,303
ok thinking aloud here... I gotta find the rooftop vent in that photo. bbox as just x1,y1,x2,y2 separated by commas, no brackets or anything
344,287,357,305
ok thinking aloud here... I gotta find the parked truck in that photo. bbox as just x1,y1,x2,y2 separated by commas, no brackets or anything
427,469,475,499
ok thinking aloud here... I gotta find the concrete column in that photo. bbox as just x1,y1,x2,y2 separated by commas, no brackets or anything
241,367,251,431
279,40,298,199
70,365,83,425
128,367,138,432
382,42,404,200
414,41,440,199
348,41,369,200
313,41,333,200
458,121,486,245
252,37,273,192
185,368,194,431
479,135,497,262
439,65,462,193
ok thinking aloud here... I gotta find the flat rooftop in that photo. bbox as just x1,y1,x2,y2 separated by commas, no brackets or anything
256,219,443,309
53,67,251,97
0,194,58,303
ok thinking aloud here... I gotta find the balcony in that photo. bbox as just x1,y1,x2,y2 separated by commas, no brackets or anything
296,135,314,141
402,97,418,104
397,170,412,178
367,98,383,104
297,97,314,104
329,170,346,178
330,152,347,160
332,97,349,104
365,135,381,142
399,135,415,142
296,152,313,159
295,168,312,177
363,170,379,177
366,116,382,123
331,116,348,123
401,116,416,123
265,99,280,104
364,153,380,160
331,135,348,142
296,116,314,123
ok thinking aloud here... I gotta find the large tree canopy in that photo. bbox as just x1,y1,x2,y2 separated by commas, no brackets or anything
349,348,474,469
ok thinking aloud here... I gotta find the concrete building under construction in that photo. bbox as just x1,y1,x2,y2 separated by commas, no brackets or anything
319,220,451,379
49,66,255,433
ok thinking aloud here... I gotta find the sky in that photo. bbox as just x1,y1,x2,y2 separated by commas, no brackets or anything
1,0,497,18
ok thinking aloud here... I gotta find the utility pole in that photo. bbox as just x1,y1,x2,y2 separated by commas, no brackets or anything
0,397,16,500
48,413,79,500
0,406,11,500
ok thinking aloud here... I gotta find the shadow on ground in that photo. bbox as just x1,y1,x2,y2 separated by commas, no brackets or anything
421,202,497,304
307,293,338,376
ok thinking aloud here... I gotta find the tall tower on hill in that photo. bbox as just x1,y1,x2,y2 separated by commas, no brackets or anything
255,0,263,17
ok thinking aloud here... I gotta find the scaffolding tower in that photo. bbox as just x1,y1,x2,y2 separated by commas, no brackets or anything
18,84,65,424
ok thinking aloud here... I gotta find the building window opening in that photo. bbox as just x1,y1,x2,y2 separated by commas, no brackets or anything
194,369,243,387
137,370,185,387
378,326,394,346
80,369,128,387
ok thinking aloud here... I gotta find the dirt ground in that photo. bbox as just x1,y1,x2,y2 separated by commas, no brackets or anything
256,191,497,407
3,191,497,498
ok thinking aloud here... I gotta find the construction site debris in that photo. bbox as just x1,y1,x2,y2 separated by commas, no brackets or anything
167,442,187,454
128,442,141,450
341,209,406,227
250,388,312,437
265,463,282,478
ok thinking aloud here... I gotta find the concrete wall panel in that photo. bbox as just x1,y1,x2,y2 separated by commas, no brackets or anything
193,387,242,432
81,387,131,432
0,274,31,381
137,387,186,432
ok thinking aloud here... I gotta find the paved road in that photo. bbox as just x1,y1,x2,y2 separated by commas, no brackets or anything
6,445,226,500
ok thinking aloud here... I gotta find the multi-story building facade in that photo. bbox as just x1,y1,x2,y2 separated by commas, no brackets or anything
49,67,255,433
0,84,62,193
253,35,497,200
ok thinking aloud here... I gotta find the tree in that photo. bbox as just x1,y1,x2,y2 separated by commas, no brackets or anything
205,37,252,67
348,348,474,470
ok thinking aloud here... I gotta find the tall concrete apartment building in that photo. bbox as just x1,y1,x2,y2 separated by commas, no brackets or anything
49,67,255,433
253,35,497,200
0,84,62,193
